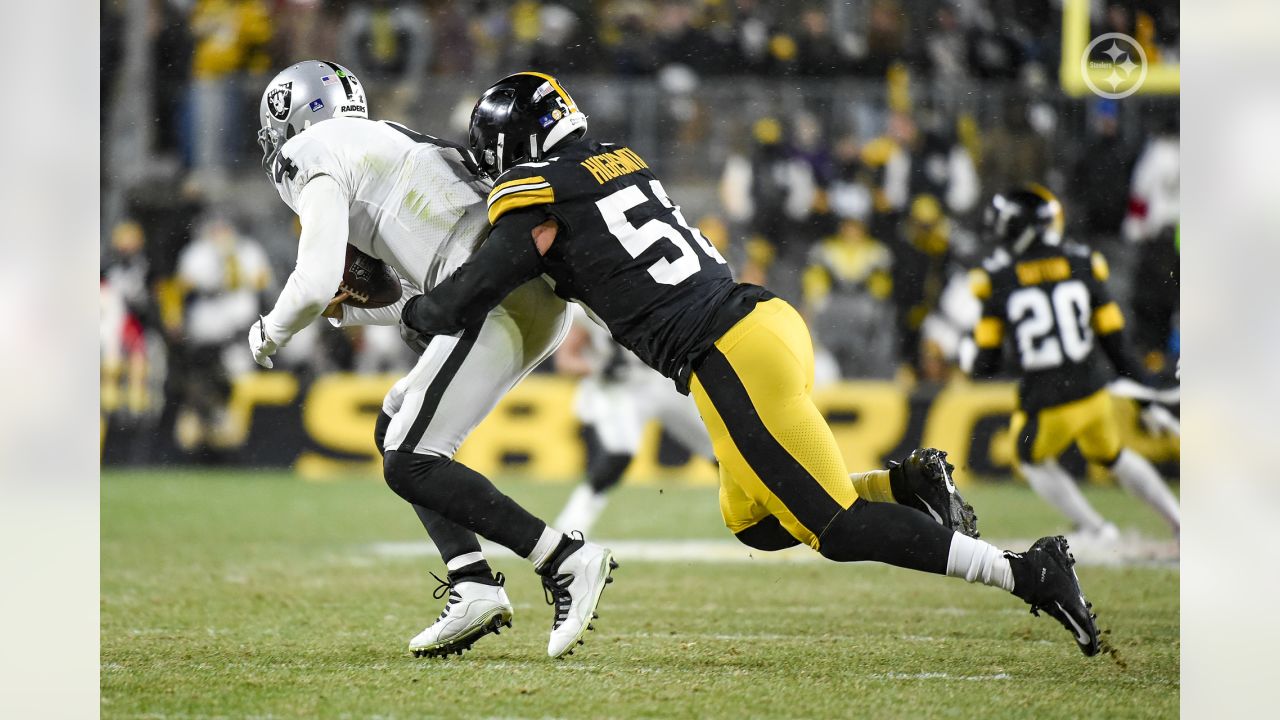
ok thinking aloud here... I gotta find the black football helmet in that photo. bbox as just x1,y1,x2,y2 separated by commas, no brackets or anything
984,184,1065,255
468,72,588,178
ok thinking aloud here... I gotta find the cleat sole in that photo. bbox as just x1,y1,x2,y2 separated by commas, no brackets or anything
409,607,512,660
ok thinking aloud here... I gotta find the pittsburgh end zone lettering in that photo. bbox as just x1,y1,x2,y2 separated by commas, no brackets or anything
101,374,1179,481
581,147,649,184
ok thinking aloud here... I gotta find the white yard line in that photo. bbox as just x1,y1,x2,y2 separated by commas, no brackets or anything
871,671,1014,681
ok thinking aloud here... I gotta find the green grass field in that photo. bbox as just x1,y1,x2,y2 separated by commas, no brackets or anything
102,470,1178,719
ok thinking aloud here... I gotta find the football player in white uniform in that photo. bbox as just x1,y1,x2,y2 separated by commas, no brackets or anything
554,304,715,534
247,61,616,660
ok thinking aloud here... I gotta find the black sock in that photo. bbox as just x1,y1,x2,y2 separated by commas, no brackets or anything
816,499,952,573
588,452,633,494
887,463,911,505
447,559,497,585
536,533,584,576
384,450,547,558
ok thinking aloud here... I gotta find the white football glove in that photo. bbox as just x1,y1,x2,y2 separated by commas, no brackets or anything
1140,402,1181,437
248,315,279,369
1108,377,1180,405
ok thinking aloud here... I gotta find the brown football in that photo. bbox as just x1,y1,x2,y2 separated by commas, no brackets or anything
338,244,402,309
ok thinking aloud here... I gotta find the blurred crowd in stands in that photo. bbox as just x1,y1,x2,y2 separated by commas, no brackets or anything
100,0,1179,461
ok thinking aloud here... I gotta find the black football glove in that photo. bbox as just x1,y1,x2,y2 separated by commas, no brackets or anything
399,320,431,356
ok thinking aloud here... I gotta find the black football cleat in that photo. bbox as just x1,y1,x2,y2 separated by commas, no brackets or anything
888,448,980,538
1008,536,1101,656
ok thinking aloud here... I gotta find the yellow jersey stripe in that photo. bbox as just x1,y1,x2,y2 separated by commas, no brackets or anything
487,182,551,210
488,175,547,202
1091,251,1111,281
1092,302,1125,335
488,187,555,225
974,317,1004,348
969,268,992,300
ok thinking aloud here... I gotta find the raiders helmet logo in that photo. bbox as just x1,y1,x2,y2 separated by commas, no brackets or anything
267,82,293,121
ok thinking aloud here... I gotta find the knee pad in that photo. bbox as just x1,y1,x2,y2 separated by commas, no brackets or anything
383,450,447,499
734,515,802,551
816,500,871,562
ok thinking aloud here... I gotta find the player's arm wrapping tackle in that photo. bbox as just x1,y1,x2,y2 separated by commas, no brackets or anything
400,210,548,336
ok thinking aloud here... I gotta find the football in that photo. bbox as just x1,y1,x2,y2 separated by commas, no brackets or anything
338,244,402,308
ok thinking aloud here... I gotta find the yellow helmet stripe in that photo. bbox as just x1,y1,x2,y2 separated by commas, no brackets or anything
1024,182,1065,234
516,71,579,113
1024,182,1059,205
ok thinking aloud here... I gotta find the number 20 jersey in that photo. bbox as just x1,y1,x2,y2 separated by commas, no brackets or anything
971,241,1125,412
488,139,769,389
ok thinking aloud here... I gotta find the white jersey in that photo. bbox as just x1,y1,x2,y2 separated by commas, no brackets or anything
272,117,491,292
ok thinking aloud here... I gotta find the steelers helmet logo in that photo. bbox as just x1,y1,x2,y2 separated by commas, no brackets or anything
268,82,293,120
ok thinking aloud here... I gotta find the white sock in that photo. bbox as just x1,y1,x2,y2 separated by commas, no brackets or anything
553,484,609,536
1021,460,1108,531
946,534,1015,592
1112,448,1181,533
527,525,565,569
445,551,486,572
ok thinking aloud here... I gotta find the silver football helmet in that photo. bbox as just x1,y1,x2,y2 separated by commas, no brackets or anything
257,60,369,175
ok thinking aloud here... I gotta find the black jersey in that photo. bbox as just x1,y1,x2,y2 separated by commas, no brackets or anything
486,139,770,388
970,241,1129,412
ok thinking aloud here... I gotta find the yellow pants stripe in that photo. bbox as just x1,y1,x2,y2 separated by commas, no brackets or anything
690,298,857,549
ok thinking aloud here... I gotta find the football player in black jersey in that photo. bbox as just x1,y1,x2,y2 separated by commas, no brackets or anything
400,73,1104,655
966,185,1180,541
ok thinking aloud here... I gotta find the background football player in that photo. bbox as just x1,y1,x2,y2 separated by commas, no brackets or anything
964,185,1180,542
248,61,616,660
401,72,1105,656
553,304,715,535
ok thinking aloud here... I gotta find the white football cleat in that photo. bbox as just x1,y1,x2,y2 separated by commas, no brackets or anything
409,572,513,658
1067,521,1122,549
539,536,618,658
